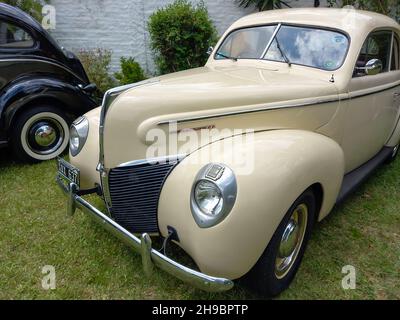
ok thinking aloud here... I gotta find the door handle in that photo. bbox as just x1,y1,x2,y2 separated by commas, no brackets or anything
394,92,400,97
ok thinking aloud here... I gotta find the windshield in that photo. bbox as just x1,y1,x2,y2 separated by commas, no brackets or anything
216,24,349,71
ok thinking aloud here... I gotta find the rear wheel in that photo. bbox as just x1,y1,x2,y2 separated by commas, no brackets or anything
11,105,70,163
242,189,316,297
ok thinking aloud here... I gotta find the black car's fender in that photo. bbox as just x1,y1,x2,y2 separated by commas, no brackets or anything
0,76,97,133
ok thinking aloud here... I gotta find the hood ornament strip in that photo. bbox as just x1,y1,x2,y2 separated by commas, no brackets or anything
98,79,160,210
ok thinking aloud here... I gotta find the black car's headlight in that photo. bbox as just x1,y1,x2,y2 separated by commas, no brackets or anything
191,164,237,228
70,116,89,157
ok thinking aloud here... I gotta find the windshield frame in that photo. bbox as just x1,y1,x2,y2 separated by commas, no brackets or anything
214,23,351,72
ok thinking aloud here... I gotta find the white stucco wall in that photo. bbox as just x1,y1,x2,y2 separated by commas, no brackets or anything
50,0,328,74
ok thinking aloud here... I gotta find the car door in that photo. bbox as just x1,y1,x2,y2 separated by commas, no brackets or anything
0,19,36,91
341,30,400,173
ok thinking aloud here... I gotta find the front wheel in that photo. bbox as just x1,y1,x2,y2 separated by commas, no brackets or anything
242,189,316,297
11,105,70,163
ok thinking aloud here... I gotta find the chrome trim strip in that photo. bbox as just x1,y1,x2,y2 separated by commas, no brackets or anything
389,32,394,71
99,167,112,208
261,23,282,59
157,96,342,125
98,79,160,209
57,176,234,292
157,82,400,125
350,82,400,99
118,154,187,168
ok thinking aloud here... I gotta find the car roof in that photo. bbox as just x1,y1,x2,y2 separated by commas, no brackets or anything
229,8,400,36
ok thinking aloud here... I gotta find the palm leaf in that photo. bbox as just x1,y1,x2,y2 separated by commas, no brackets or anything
236,0,292,11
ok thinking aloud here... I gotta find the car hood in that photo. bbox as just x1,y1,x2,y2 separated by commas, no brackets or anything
102,65,339,168
117,65,337,112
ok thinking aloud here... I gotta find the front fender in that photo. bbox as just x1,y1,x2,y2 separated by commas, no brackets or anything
0,77,96,130
158,130,345,279
69,107,102,190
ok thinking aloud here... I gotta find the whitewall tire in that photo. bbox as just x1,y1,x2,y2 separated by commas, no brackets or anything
11,105,70,162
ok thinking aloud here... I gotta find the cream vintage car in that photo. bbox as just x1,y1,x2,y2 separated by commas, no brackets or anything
56,8,400,297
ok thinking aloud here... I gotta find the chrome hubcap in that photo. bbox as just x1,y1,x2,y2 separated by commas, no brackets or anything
26,118,64,155
275,203,308,279
278,220,300,258
34,125,57,147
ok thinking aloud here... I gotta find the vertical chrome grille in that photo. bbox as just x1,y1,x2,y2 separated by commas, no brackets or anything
108,159,179,234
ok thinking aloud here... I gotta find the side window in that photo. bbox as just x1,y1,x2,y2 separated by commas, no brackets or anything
355,31,392,76
391,35,399,71
0,20,34,49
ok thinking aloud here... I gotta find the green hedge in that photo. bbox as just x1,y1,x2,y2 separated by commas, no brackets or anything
76,48,117,101
148,0,218,75
115,57,147,85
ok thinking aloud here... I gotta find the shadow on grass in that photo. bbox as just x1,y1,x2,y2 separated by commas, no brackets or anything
0,147,17,168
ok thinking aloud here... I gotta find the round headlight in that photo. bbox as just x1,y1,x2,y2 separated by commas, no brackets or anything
70,126,80,151
194,180,224,216
191,164,237,228
69,116,89,157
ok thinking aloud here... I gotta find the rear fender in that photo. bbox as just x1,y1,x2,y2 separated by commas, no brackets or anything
0,77,96,131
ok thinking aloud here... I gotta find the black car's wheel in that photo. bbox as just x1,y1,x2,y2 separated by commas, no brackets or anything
11,105,70,162
242,189,316,297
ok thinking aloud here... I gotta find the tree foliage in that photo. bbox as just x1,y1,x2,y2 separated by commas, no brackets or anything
114,57,147,85
1,0,49,21
236,0,291,11
76,48,117,101
328,0,399,21
148,0,218,75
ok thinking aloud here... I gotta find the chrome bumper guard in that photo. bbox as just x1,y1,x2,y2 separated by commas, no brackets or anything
56,175,234,292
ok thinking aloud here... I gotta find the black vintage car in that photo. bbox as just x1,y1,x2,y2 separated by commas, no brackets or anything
0,3,97,162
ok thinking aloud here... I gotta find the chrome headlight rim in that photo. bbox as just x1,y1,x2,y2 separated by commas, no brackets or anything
190,163,237,228
69,116,89,157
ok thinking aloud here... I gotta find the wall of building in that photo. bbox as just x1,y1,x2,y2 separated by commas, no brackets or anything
50,0,328,74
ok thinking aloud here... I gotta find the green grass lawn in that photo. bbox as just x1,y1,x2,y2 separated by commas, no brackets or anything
0,148,399,300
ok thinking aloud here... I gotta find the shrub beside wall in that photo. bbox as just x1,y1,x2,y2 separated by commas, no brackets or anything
148,0,218,75
115,57,147,85
76,48,117,101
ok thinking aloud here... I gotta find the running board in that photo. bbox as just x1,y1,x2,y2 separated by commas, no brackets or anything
336,147,393,204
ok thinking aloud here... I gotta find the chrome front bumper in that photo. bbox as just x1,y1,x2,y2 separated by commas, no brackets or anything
56,175,234,293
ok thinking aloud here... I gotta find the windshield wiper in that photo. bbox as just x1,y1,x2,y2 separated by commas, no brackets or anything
216,52,238,62
275,38,292,67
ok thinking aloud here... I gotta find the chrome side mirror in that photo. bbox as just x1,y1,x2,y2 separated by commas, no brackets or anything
365,59,383,76
207,46,214,56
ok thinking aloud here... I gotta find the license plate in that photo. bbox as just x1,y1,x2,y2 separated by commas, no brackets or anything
57,158,80,187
